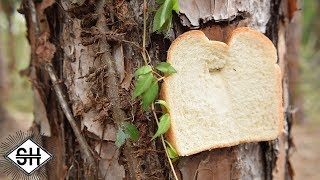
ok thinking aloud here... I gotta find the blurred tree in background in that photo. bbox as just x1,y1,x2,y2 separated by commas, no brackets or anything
0,0,33,116
0,0,17,70
0,29,8,122
301,1,320,125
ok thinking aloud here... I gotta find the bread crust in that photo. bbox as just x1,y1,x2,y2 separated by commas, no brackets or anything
162,27,284,156
275,65,284,136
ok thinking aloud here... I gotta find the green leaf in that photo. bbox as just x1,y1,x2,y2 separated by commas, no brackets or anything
153,0,174,32
151,113,171,140
134,65,152,77
141,79,159,110
153,0,179,33
153,5,164,32
133,72,154,99
172,0,179,14
155,100,170,111
116,128,129,147
166,148,179,162
165,140,179,161
123,122,139,142
165,140,178,156
158,13,172,33
155,62,177,74
166,14,173,32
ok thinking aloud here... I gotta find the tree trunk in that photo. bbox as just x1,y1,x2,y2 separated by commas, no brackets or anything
20,0,296,179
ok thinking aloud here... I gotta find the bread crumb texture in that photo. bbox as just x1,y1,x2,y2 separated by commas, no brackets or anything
163,27,283,156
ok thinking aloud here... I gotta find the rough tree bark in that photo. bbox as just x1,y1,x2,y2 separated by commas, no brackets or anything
20,0,297,179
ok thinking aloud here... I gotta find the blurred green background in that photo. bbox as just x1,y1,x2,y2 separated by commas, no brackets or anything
0,1,33,116
300,0,320,126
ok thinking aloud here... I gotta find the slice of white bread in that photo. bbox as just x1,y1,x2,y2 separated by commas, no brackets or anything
161,27,283,156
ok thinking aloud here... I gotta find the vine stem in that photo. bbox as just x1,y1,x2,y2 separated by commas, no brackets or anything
157,76,165,82
142,0,148,65
151,103,179,180
152,70,163,79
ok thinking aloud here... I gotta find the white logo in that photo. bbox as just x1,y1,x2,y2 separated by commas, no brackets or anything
5,138,52,175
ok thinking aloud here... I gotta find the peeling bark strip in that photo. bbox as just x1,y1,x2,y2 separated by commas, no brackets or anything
21,0,295,179
178,0,271,32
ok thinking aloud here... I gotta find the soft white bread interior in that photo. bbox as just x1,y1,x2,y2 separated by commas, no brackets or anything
162,27,283,156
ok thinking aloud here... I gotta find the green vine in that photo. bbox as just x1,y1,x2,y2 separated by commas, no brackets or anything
116,0,180,179
132,59,180,172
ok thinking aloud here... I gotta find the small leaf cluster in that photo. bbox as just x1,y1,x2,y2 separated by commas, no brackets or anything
116,122,139,147
132,62,176,110
115,62,177,149
153,0,179,33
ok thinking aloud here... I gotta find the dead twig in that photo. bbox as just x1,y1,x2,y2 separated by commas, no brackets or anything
142,0,148,65
45,63,96,171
